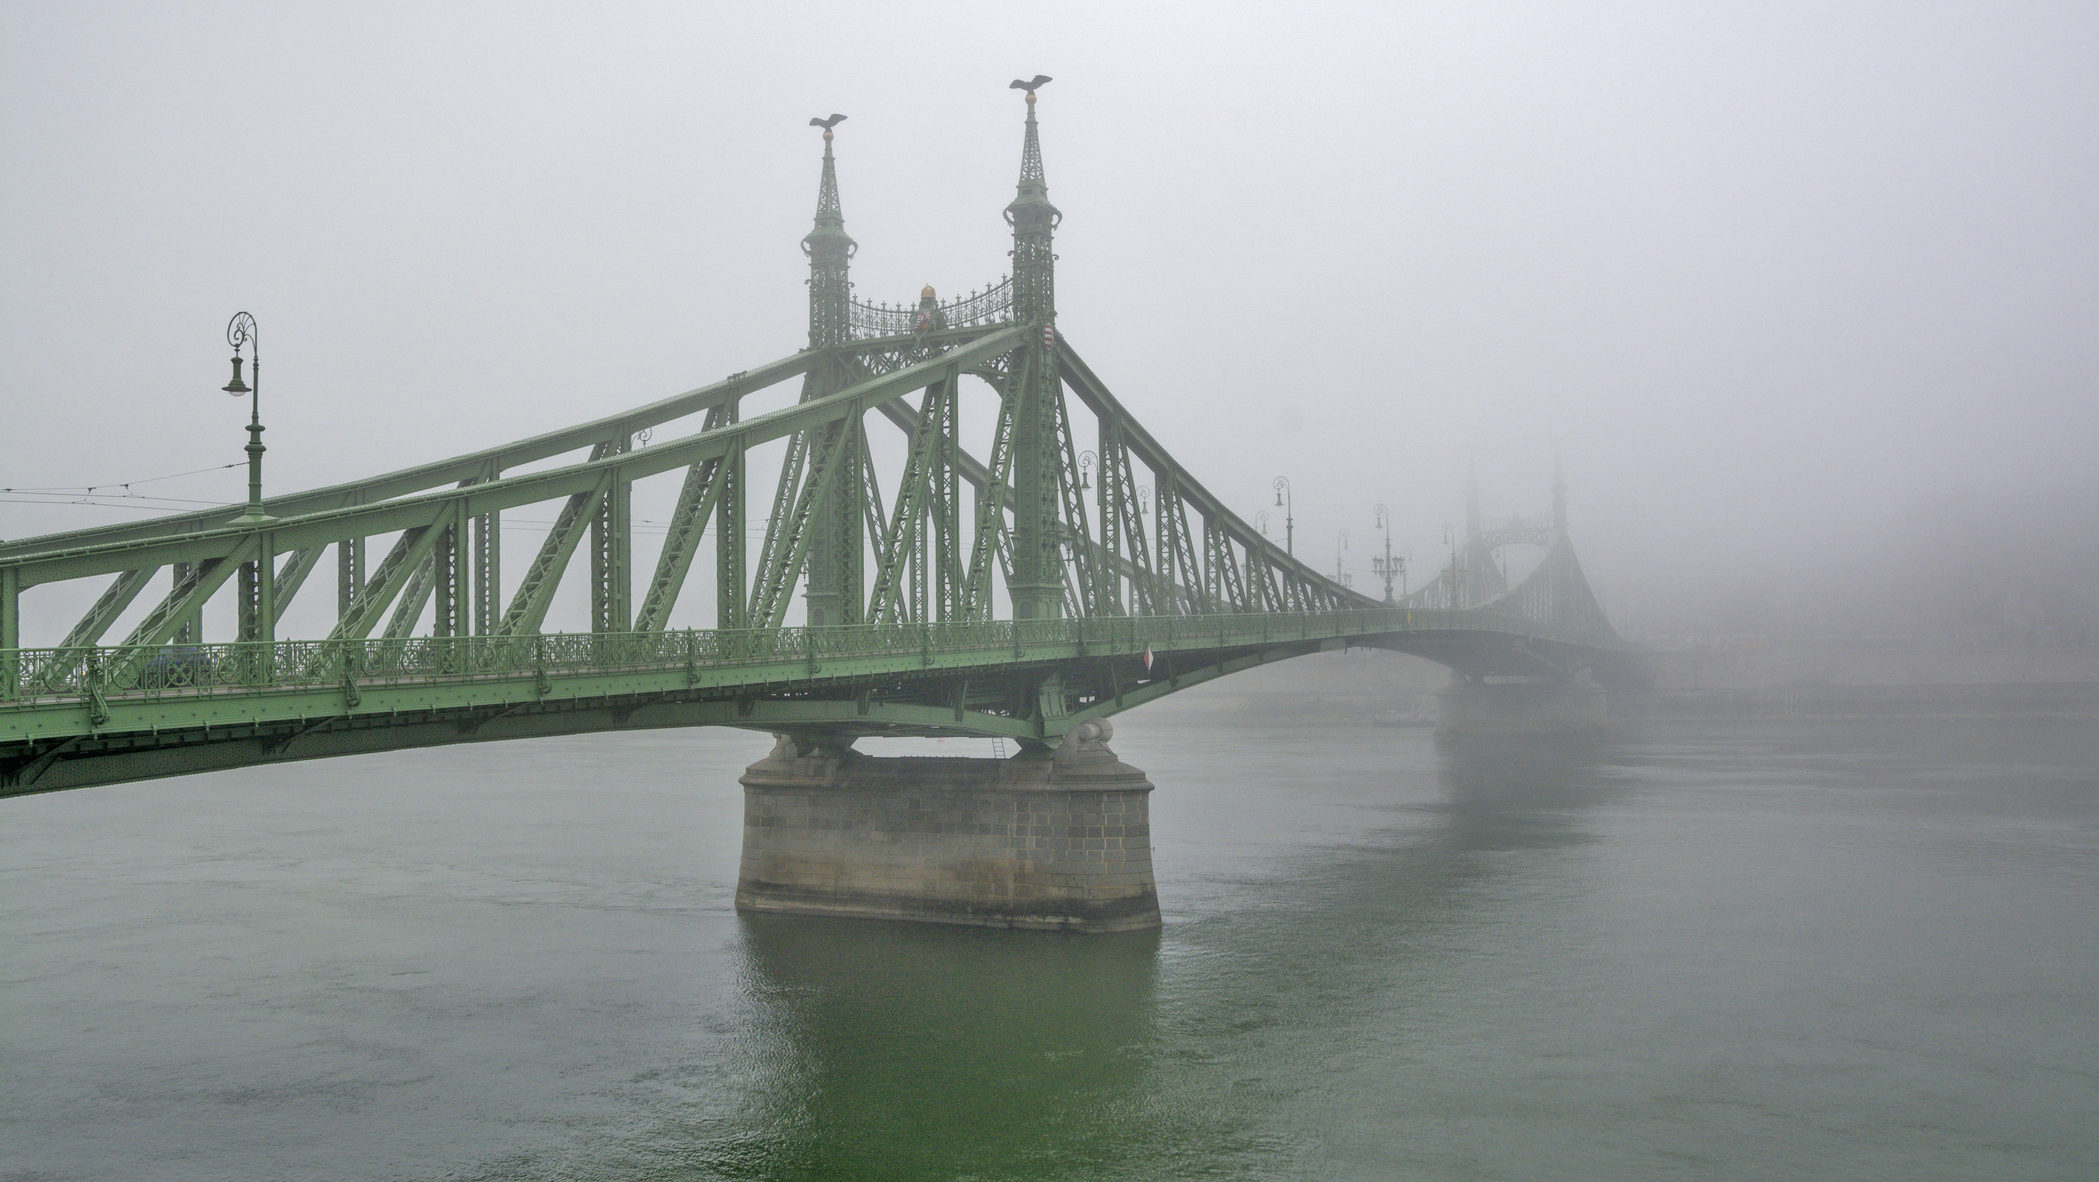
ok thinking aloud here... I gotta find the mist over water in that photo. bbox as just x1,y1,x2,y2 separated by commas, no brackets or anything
5,6,2097,1178
6,3,2097,640
5,711,2094,1180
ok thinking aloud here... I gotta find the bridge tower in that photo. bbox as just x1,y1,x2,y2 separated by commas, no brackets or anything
800,118,862,626
1552,458,1568,535
1004,81,1064,620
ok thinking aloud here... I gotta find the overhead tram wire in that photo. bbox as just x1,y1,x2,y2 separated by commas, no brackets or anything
0,496,241,516
0,460,243,498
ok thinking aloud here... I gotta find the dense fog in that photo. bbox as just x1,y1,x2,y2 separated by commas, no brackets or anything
5,2,2094,644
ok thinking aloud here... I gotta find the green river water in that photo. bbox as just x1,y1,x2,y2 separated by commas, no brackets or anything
4,710,2094,1179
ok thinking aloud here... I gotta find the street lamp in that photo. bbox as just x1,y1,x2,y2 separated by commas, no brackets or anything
1078,449,1095,491
1255,509,1270,537
1372,504,1402,603
1271,476,1293,559
220,312,268,521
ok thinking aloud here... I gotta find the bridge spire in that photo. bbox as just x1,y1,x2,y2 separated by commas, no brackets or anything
1004,74,1064,620
1464,454,1482,545
1005,76,1060,323
802,114,855,349
1552,457,1567,535
800,113,862,626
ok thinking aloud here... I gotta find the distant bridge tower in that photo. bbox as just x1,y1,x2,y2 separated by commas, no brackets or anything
1552,458,1568,535
1005,78,1065,620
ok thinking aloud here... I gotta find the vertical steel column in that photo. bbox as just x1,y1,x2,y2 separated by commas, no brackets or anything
591,443,631,633
172,562,200,644
840,411,864,624
474,509,499,636
1097,419,1123,615
1203,521,1224,610
238,535,275,647
256,533,275,646
338,536,364,627
910,465,929,625
932,379,960,622
805,399,864,627
238,560,257,642
1156,476,1175,614
1,564,18,699
434,504,461,640
717,421,745,632
237,533,276,685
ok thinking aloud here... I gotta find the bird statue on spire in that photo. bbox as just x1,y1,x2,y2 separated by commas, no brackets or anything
808,113,847,130
1009,75,1052,94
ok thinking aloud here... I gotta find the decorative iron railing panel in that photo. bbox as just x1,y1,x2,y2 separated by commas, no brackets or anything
848,278,1014,339
0,606,1630,713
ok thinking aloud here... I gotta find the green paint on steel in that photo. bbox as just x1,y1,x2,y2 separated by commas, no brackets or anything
0,87,1638,796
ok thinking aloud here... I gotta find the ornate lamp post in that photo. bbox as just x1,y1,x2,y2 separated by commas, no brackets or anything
1272,476,1294,559
219,312,268,521
1078,449,1095,491
1372,504,1402,603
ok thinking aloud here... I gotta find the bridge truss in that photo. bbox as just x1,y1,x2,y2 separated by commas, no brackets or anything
0,90,1637,795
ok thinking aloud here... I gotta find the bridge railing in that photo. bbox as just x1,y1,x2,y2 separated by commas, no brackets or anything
0,605,1612,710
848,278,1014,339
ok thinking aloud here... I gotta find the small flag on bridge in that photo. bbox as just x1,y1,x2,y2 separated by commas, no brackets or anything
1142,643,1153,672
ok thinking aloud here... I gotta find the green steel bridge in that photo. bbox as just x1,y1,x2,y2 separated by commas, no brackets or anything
0,87,1638,797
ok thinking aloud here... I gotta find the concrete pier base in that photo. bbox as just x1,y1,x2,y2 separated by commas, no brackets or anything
1438,672,1610,736
735,720,1162,933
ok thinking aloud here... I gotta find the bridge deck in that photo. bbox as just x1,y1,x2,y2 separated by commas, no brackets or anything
0,608,1635,795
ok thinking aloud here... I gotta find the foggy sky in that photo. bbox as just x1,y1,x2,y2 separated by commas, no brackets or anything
5,1,2096,638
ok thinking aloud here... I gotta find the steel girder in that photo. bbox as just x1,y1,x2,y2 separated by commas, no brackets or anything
3,329,1021,590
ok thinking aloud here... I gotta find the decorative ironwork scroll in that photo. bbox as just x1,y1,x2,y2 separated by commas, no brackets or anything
849,277,1014,339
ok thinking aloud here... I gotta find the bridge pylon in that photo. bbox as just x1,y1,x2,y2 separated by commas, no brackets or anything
799,116,862,627
1005,79,1065,621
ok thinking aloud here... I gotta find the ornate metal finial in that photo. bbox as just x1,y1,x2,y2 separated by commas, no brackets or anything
807,114,848,220
1007,76,1053,191
1005,74,1060,325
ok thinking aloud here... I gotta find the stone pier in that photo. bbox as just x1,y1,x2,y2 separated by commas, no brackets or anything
734,720,1162,933
1438,672,1610,735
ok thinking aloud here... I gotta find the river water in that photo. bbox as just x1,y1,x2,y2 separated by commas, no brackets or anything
4,710,2095,1180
